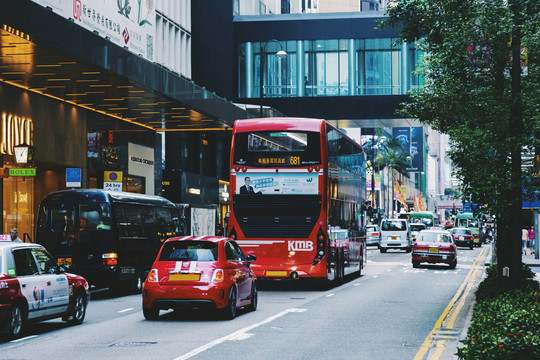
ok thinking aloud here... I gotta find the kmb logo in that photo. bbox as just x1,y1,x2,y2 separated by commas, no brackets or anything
73,0,82,22
288,241,313,252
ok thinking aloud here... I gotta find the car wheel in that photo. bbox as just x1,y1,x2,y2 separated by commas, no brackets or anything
449,260,457,269
380,247,387,253
223,287,237,320
143,305,159,320
405,246,412,253
247,282,257,312
8,303,24,339
469,245,473,250
412,261,420,268
66,290,87,325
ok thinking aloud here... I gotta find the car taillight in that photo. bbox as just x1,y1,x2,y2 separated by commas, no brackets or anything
102,252,118,266
372,232,379,236
212,269,224,283
147,269,158,282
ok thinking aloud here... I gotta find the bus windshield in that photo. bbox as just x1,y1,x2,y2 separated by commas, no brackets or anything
233,131,321,167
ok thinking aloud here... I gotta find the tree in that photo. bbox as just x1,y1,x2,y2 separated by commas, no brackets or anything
365,135,411,217
380,0,540,288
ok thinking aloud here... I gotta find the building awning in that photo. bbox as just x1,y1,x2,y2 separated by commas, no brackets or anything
0,0,250,131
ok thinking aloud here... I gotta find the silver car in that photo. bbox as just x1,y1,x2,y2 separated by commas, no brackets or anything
366,225,381,246
379,219,411,253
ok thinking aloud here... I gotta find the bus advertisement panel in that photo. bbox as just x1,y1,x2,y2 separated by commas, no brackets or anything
228,118,367,284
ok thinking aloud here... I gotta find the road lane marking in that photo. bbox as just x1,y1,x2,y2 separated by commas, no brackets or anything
118,308,134,313
10,335,38,343
172,308,301,360
413,246,488,360
326,293,335,297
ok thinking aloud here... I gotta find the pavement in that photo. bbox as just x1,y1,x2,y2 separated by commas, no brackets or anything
424,244,540,360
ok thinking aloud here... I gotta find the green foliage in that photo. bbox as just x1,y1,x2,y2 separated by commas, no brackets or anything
475,263,539,301
379,0,540,219
457,290,540,360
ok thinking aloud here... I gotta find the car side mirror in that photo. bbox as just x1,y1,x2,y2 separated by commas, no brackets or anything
247,254,257,263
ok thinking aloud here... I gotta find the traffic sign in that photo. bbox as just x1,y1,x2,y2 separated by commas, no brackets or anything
66,168,82,187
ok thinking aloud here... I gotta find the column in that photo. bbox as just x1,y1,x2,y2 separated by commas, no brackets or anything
246,42,253,98
401,42,408,94
297,40,304,97
348,39,356,95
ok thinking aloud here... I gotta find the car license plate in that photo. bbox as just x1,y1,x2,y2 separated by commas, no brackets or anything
429,247,439,253
57,257,72,266
169,273,200,281
391,236,398,240
266,271,288,277
459,236,464,240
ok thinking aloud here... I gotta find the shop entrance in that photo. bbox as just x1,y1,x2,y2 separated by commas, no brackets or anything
3,173,34,242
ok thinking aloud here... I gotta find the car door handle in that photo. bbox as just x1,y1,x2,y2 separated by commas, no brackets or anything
21,284,26,288
47,281,52,286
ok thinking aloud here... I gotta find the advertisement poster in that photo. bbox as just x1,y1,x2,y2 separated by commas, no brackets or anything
31,0,155,61
236,173,319,195
408,127,424,172
392,127,411,155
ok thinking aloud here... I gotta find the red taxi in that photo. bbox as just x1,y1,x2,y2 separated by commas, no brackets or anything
142,236,257,320
450,227,474,249
411,230,457,269
0,242,90,338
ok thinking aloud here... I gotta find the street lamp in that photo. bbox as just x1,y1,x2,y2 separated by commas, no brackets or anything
259,39,287,117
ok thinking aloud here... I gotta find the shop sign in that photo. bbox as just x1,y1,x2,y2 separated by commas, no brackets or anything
30,0,155,61
1,113,33,156
9,168,36,177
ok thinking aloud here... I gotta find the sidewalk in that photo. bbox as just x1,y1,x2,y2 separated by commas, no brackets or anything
437,246,540,360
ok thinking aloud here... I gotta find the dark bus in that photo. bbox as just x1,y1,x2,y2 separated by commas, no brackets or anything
36,189,183,292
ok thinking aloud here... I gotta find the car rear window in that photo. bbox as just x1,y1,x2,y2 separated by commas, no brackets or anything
159,241,218,262
410,224,426,231
382,220,407,231
454,229,471,235
418,232,452,243
367,226,377,232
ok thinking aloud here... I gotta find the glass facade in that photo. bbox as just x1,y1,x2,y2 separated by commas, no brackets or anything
239,38,423,98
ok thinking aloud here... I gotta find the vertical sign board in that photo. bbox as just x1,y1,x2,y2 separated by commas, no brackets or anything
408,127,425,172
66,168,82,188
103,171,123,192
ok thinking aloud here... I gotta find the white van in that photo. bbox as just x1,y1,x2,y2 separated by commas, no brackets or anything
379,219,411,253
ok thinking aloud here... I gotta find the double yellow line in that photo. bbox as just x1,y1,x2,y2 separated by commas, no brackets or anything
414,246,489,360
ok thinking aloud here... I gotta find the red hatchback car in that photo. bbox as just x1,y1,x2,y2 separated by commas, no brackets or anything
411,230,457,269
142,236,257,320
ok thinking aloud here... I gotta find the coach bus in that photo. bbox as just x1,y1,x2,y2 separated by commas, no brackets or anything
227,118,367,284
36,189,183,292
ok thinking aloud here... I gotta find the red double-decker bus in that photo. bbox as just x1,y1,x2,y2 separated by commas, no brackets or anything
227,118,367,283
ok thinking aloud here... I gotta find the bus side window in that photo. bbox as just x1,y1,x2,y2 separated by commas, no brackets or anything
118,205,144,238
80,203,112,230
51,205,76,233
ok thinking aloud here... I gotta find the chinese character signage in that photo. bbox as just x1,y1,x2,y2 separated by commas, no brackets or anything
31,0,155,61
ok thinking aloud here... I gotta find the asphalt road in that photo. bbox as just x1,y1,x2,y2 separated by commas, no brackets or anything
0,246,486,360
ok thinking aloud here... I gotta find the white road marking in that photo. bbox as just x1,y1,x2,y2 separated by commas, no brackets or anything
118,308,134,313
172,308,302,360
326,293,335,297
10,335,38,343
